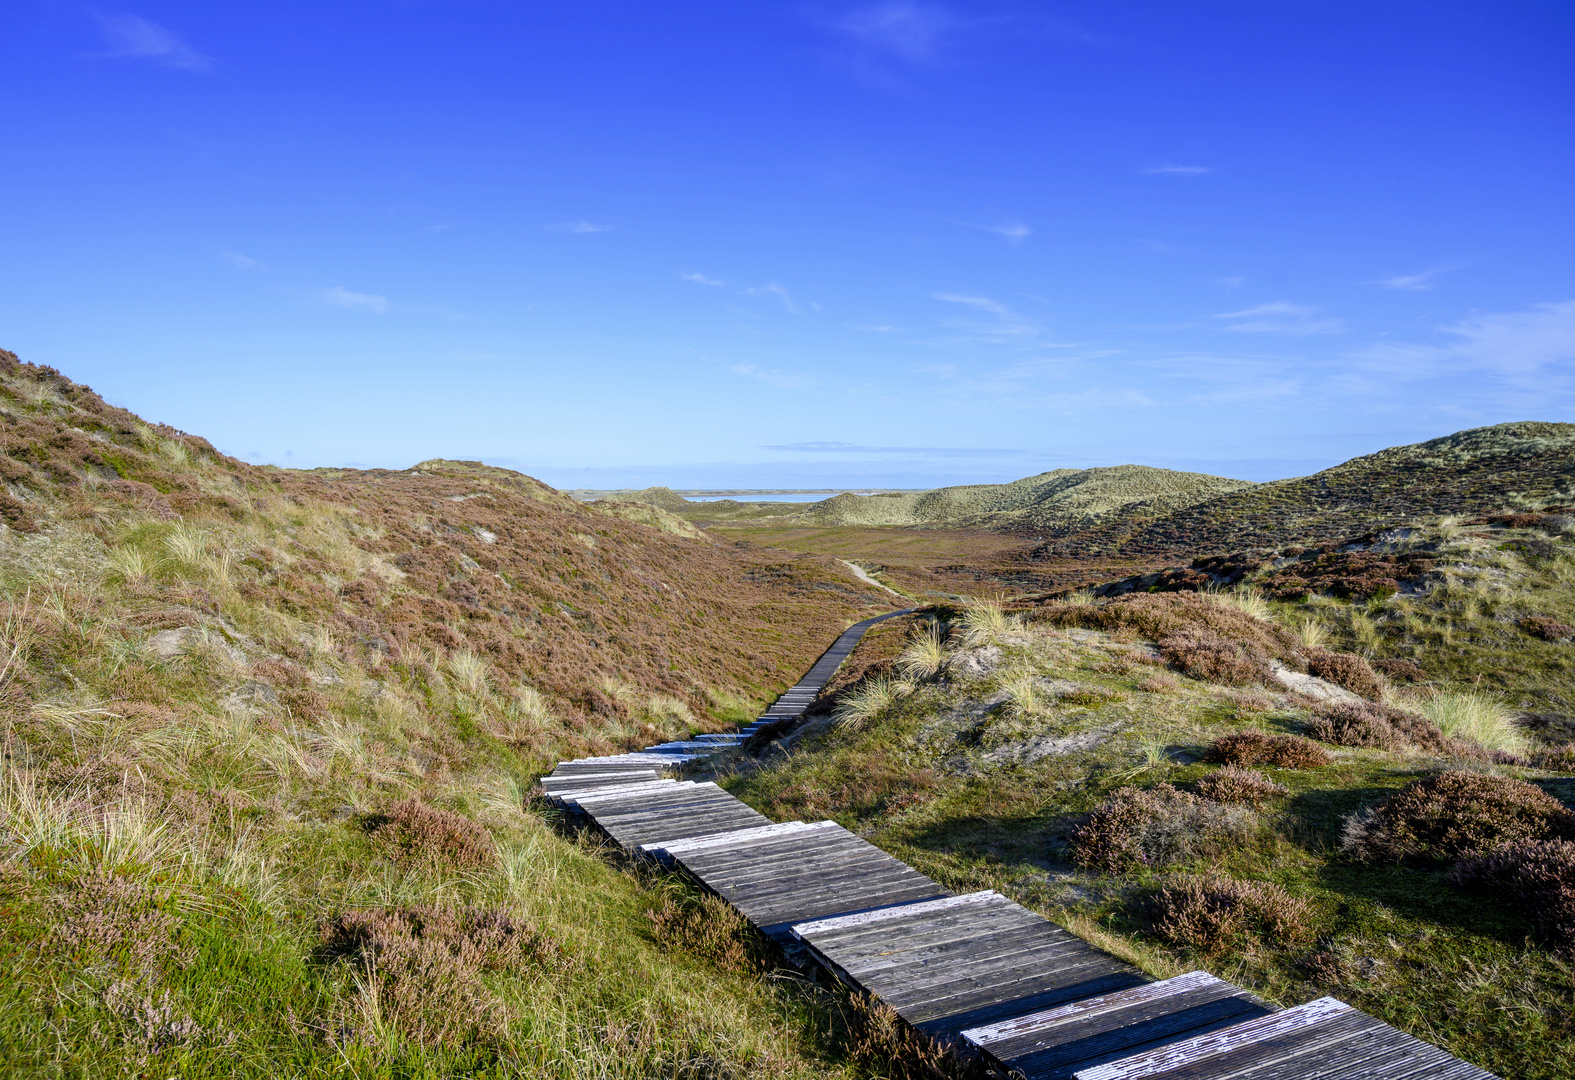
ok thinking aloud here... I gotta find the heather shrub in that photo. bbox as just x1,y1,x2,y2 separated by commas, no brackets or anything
1341,771,1575,863
1194,765,1289,805
1148,873,1313,955
48,871,191,976
1451,839,1575,954
1373,657,1427,682
1303,649,1383,699
1534,743,1575,773
1159,627,1272,686
1521,615,1574,641
1138,673,1178,693
1207,731,1331,769
319,904,560,1047
1038,593,1298,669
1071,784,1260,874
646,891,769,976
1305,699,1448,753
368,798,497,870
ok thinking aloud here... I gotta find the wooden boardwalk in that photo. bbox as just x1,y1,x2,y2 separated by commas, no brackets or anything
539,611,1499,1080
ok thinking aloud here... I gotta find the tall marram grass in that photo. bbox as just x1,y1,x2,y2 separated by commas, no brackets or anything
895,623,948,680
1413,689,1527,755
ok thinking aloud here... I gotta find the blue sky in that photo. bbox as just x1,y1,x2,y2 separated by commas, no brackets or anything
2,2,1572,488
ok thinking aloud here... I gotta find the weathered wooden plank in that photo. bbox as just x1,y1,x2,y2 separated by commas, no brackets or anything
643,820,828,859
1073,997,1358,1079
793,890,1003,938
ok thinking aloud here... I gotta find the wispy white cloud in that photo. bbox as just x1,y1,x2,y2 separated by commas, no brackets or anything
1144,163,1211,175
838,3,959,63
219,250,260,269
729,363,814,389
681,271,725,286
549,221,612,233
932,292,1040,341
1215,301,1344,336
320,286,392,313
946,218,1031,244
1354,300,1575,384
1371,266,1455,291
764,441,1017,456
416,223,454,235
743,283,800,314
92,13,211,72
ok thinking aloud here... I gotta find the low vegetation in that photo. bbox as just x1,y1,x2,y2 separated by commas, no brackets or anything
723,566,1575,1079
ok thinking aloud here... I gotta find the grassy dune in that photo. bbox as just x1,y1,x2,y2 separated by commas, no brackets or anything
0,351,907,1077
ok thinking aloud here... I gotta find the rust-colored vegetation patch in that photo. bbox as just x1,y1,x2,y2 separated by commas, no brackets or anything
645,891,770,976
1207,731,1331,769
1304,699,1476,758
1260,550,1438,601
1452,839,1575,954
1341,771,1575,864
1193,765,1289,805
1071,783,1262,874
1303,649,1382,698
368,798,497,869
1147,873,1313,955
318,904,561,1047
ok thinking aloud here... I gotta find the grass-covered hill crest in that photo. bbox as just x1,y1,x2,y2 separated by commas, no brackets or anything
1039,421,1575,560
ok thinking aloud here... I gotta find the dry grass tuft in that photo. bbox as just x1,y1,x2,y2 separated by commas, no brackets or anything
833,676,903,731
1193,765,1289,805
1413,690,1526,755
1342,771,1575,863
1207,731,1331,769
1072,783,1261,874
1205,585,1276,623
895,623,948,680
368,798,497,870
1148,873,1313,955
957,598,1011,643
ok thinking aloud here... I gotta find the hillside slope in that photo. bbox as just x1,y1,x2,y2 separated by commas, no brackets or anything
682,465,1252,535
1037,422,1575,560
0,349,900,1076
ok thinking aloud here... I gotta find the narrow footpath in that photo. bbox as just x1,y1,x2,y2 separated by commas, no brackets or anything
539,613,1497,1080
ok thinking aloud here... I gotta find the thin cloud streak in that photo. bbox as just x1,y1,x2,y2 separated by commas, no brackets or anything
1144,163,1211,175
320,286,392,313
1372,266,1455,291
765,441,1019,457
743,283,800,314
92,13,212,72
681,271,724,286
730,362,813,389
1215,301,1344,336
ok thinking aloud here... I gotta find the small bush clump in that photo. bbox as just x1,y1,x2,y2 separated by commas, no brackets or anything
1207,731,1331,769
368,798,497,870
1194,765,1289,805
319,904,560,1047
1303,649,1383,699
1071,784,1260,874
1521,616,1574,641
1159,627,1272,686
1304,699,1448,754
49,871,191,977
1147,873,1313,955
1373,657,1427,682
1341,771,1575,864
1533,743,1575,773
1451,839,1575,954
